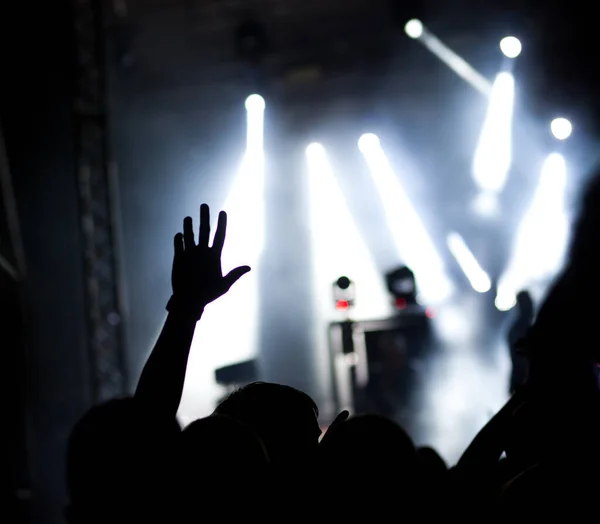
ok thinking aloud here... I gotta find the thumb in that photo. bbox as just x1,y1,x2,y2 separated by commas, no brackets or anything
330,410,350,431
223,265,251,290
321,410,349,443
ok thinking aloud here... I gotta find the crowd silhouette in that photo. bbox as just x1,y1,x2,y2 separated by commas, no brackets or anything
65,173,600,522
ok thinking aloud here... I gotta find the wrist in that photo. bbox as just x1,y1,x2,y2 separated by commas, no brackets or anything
166,295,204,321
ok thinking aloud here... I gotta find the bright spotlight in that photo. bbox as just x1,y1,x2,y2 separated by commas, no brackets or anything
550,117,572,140
495,287,517,311
405,19,423,39
244,94,265,112
357,133,381,152
500,36,522,58
306,142,325,157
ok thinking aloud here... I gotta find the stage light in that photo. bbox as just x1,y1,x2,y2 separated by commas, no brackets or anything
335,300,350,311
447,232,491,293
357,133,381,152
336,276,352,290
500,36,522,58
405,19,423,39
495,286,516,311
472,72,515,192
244,94,265,112
404,21,491,95
386,266,417,305
333,276,356,311
550,117,572,140
495,152,568,311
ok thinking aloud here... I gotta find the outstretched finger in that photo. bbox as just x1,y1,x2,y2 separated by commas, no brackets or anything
199,203,210,249
174,232,184,258
320,410,349,445
212,210,227,254
223,265,251,290
183,216,195,250
329,410,349,431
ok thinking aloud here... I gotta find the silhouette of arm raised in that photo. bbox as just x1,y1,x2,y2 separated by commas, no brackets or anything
135,204,250,418
456,389,526,473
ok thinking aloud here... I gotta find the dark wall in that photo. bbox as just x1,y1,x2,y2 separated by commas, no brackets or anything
2,2,92,523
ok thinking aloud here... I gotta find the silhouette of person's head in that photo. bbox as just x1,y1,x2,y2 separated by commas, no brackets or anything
180,414,269,475
319,414,419,516
504,401,543,468
519,170,600,464
532,170,600,361
418,446,447,476
176,414,269,517
66,397,180,524
416,446,448,513
213,382,320,471
320,414,418,487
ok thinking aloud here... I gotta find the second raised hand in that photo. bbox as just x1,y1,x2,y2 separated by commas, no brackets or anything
170,203,251,317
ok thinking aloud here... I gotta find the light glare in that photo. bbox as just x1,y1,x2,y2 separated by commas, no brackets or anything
306,142,326,157
550,118,572,140
357,133,381,152
405,19,423,39
245,94,265,112
500,36,522,58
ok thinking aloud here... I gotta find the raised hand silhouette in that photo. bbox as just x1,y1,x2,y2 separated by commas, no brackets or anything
169,203,251,318
135,203,250,418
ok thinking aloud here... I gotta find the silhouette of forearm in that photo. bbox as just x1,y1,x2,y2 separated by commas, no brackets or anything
456,412,505,474
456,394,520,473
135,310,200,419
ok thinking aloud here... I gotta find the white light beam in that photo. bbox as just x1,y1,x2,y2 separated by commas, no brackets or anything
447,232,491,293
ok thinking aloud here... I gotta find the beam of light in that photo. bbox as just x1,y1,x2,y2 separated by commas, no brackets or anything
358,134,452,303
447,232,491,293
306,143,391,321
306,143,392,409
472,72,515,193
495,153,569,311
179,95,265,422
471,191,500,218
405,19,491,95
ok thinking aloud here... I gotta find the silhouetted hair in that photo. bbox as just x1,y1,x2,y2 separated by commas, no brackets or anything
66,397,179,520
320,414,417,474
418,446,447,475
215,381,318,418
180,414,269,473
524,168,600,362
213,382,320,467
568,168,600,273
